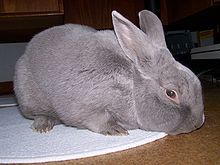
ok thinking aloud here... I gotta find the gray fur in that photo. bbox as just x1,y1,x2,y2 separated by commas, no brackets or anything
14,10,204,135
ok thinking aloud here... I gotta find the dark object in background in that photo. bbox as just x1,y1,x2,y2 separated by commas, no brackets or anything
191,44,220,80
215,24,220,44
145,0,161,17
165,31,193,69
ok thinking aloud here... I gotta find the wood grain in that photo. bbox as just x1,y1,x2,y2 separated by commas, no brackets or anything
64,0,146,29
165,0,213,23
0,0,61,14
0,0,64,43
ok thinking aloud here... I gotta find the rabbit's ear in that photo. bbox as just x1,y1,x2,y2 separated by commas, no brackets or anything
139,10,166,47
112,11,149,64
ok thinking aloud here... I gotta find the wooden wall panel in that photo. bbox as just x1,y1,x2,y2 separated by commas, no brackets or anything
0,0,64,43
165,0,213,23
64,0,146,29
0,0,62,14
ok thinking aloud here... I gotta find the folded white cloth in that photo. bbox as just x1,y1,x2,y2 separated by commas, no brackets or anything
0,107,167,164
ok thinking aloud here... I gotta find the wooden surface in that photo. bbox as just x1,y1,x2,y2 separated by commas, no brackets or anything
64,0,145,29
164,0,213,23
0,14,63,43
160,0,168,25
0,0,64,43
0,0,63,14
20,82,220,165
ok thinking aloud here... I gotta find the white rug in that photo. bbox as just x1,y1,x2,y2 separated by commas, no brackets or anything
0,106,167,164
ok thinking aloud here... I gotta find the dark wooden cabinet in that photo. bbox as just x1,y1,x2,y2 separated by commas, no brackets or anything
0,0,147,43
0,0,64,43
64,0,145,29
161,0,220,30
1,0,220,42
165,0,213,23
0,0,63,14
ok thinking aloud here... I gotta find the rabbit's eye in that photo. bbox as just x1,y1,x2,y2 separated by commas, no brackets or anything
166,89,176,98
164,89,180,104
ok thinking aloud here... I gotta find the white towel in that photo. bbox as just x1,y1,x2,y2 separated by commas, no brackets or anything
0,107,167,164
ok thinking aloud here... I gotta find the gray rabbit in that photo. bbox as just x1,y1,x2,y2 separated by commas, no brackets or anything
14,10,204,135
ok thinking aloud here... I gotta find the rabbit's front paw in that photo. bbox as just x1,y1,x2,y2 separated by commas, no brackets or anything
31,116,56,133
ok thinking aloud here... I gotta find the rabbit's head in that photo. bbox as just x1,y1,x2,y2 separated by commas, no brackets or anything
112,10,204,135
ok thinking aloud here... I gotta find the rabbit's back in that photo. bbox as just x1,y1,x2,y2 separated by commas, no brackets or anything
22,24,133,104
